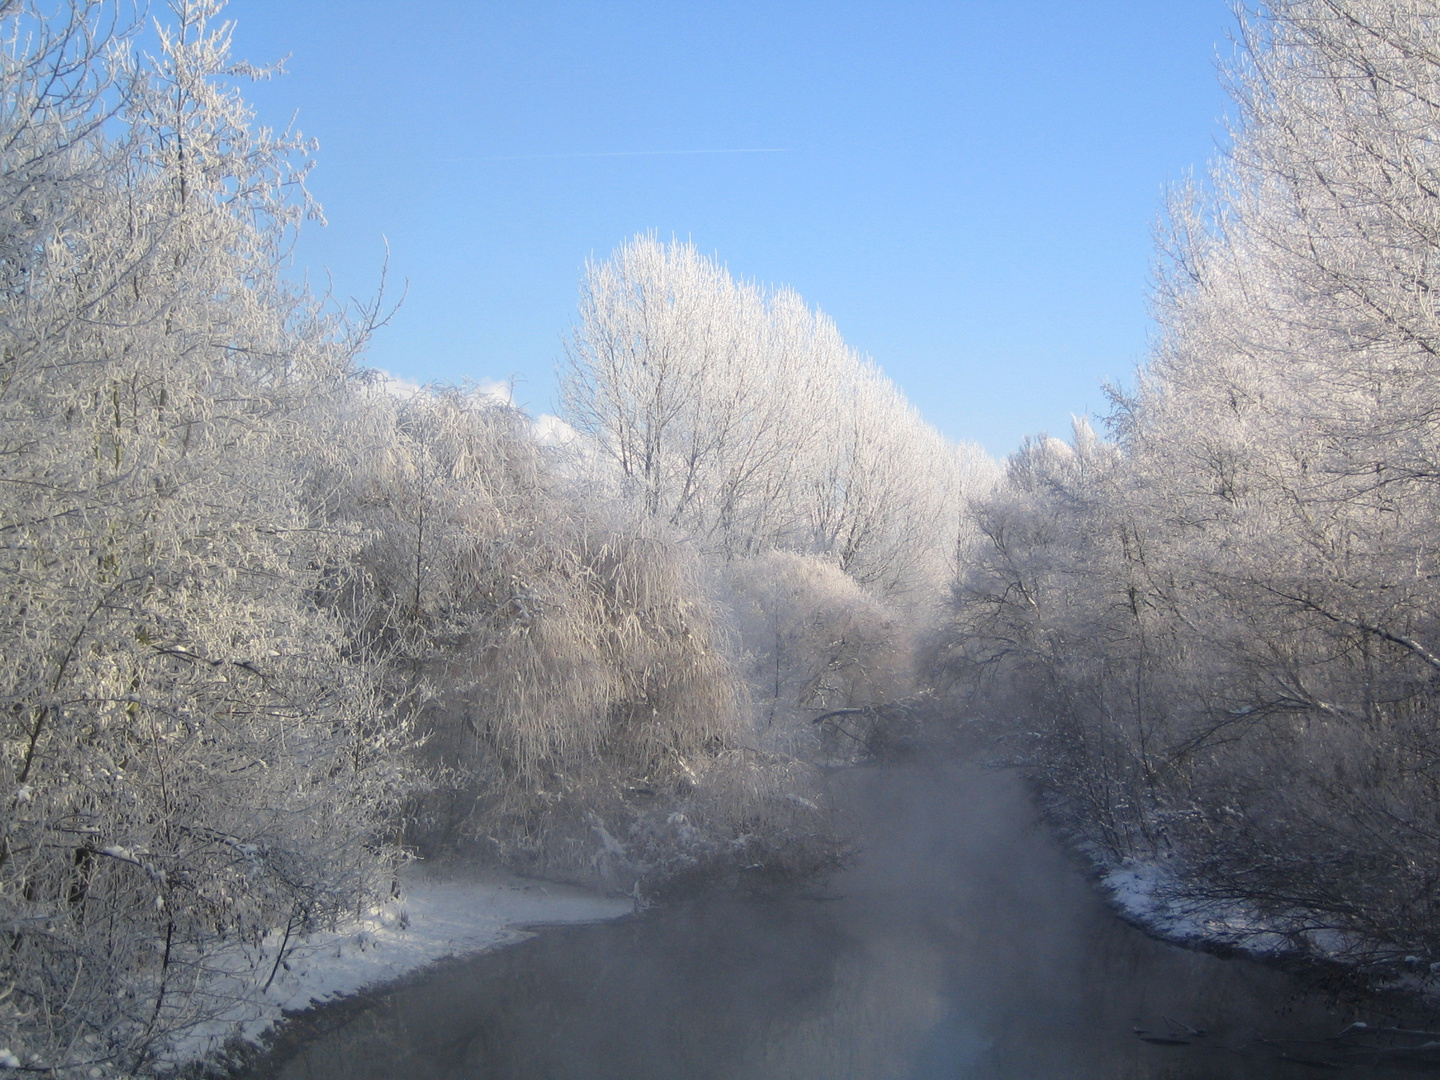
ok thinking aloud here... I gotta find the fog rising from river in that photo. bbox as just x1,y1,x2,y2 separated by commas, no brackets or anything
249,760,1414,1079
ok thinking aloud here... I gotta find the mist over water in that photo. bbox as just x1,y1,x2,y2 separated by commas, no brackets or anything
247,759,1425,1079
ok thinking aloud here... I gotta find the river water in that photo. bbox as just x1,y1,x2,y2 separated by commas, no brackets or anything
242,758,1439,1079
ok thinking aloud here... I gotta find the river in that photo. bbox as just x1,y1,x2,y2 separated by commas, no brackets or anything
236,757,1439,1078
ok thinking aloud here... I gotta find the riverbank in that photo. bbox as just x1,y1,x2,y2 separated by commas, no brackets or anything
1097,850,1440,1000
163,867,631,1073
214,758,1426,1080
1103,859,1299,954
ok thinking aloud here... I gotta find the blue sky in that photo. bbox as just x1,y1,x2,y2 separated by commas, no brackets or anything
228,1,1237,458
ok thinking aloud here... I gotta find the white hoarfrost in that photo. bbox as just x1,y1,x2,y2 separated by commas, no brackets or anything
161,868,631,1068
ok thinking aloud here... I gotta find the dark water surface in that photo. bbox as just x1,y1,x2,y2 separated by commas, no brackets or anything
246,760,1439,1079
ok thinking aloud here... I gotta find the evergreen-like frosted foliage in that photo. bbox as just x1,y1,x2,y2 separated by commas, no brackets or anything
0,3,406,1066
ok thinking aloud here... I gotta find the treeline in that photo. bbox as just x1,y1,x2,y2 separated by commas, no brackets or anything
564,236,996,729
564,235,989,603
934,0,1440,969
0,2,988,1070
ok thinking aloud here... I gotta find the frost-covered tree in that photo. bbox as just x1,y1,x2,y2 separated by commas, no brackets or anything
722,551,912,731
310,384,833,886
937,0,1440,966
562,235,994,604
562,235,999,760
0,3,408,1067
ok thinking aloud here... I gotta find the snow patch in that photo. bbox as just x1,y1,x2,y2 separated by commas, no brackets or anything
1103,859,1292,954
161,867,631,1068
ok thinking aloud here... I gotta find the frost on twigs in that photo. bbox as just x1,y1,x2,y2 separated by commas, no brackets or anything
312,387,840,894
0,1,408,1069
931,0,1440,976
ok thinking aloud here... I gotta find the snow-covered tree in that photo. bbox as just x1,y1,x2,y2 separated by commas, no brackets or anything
938,0,1440,965
722,551,912,731
308,383,834,887
562,235,994,604
0,3,408,1066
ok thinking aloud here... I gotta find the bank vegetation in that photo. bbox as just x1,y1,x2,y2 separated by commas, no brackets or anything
0,3,990,1070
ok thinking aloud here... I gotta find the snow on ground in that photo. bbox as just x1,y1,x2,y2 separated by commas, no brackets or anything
1102,859,1294,955
1100,856,1440,1002
160,867,633,1069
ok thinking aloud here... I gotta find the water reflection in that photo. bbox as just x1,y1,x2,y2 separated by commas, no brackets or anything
248,761,1435,1079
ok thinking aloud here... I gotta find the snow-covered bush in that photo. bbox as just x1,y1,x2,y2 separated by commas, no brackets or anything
722,551,911,733
313,386,834,885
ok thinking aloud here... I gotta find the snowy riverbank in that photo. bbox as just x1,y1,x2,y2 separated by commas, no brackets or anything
1102,860,1296,953
160,868,633,1071
1101,857,1440,988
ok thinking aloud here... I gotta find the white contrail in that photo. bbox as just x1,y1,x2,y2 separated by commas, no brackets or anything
467,147,790,162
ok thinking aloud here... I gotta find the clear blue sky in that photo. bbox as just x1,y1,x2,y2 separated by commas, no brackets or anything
228,1,1237,458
